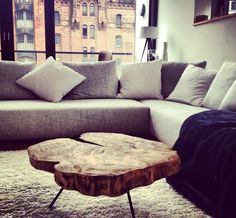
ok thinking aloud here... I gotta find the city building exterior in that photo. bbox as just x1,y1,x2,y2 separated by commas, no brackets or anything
13,0,136,63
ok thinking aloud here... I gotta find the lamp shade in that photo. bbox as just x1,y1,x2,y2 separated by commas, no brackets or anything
139,26,158,39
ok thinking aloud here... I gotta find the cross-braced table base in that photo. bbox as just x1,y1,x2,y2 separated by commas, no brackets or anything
49,188,136,218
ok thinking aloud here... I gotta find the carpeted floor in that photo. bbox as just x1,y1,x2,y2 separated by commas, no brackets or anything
0,150,210,218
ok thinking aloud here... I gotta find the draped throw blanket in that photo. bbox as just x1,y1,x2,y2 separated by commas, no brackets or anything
167,110,236,218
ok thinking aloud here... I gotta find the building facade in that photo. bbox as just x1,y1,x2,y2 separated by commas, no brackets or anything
14,0,136,63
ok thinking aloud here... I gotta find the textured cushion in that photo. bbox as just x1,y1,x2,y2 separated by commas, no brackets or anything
63,60,118,99
0,99,150,141
161,61,207,98
219,81,236,111
167,65,216,106
203,62,236,109
141,100,208,146
117,60,163,100
0,60,37,100
16,57,86,102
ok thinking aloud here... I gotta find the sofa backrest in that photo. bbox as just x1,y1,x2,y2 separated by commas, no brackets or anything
63,60,118,99
161,61,207,99
0,61,38,100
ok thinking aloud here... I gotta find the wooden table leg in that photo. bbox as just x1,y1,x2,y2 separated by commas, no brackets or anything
49,187,64,209
127,191,135,218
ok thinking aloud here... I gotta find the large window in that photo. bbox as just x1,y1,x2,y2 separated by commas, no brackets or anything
82,24,87,38
82,3,87,16
90,25,95,39
90,3,95,16
1,0,136,63
116,14,122,28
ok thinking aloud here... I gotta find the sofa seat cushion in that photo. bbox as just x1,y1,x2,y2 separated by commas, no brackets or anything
0,99,150,141
141,100,208,146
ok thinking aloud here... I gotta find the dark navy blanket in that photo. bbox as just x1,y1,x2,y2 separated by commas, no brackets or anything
167,110,236,218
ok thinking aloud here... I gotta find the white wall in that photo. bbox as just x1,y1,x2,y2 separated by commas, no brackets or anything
157,0,236,69
135,0,149,61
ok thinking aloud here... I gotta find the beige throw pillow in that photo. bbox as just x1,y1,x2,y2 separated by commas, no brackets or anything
202,61,236,109
16,57,86,102
117,60,163,100
167,65,216,106
219,80,236,111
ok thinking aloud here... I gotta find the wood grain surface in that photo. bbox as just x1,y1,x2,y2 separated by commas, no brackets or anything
28,133,180,197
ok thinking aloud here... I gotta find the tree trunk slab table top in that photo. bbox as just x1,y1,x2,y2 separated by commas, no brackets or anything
28,132,181,217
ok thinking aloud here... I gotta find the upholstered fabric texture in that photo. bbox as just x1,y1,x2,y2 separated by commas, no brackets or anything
141,100,208,147
161,61,207,98
203,61,236,109
0,99,150,141
219,80,236,111
16,57,86,102
0,60,37,100
117,60,163,100
167,65,216,106
63,60,118,99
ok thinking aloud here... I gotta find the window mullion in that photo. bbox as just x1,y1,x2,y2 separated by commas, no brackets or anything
44,0,55,59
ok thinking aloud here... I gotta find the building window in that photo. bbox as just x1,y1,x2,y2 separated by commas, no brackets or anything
16,10,24,20
90,3,95,16
27,34,34,43
90,47,95,61
16,10,33,20
115,35,122,48
83,47,87,61
25,0,32,4
54,11,60,25
116,14,122,28
90,25,95,39
82,3,87,16
17,34,24,43
90,47,95,53
82,24,87,38
26,11,33,20
55,34,61,45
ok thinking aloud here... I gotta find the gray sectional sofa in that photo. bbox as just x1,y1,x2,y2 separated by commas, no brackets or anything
0,59,207,146
0,59,206,146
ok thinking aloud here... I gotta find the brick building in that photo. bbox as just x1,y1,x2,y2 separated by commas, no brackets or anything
14,0,136,63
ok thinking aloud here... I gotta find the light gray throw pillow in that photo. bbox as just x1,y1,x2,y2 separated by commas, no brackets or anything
16,57,86,102
117,60,163,100
0,60,37,100
167,65,216,106
202,62,236,109
219,80,236,111
63,60,118,99
161,61,207,98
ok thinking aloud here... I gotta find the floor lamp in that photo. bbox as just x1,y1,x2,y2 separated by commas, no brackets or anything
140,26,158,61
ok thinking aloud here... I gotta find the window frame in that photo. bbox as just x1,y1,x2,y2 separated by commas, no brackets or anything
115,35,122,48
116,14,122,28
55,33,61,45
82,3,88,16
90,25,95,39
82,24,87,38
90,3,95,16
54,11,60,25
82,46,87,61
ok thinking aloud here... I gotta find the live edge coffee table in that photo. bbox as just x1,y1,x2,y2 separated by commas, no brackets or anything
28,133,180,218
